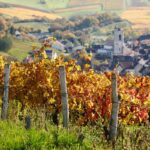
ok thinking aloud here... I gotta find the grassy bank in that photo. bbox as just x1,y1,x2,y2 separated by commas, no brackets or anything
0,120,149,150
8,38,40,61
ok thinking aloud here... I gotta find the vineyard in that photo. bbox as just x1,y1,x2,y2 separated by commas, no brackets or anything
0,56,150,126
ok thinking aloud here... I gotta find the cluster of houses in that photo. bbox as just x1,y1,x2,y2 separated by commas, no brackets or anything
88,28,150,75
62,27,150,76
24,27,150,76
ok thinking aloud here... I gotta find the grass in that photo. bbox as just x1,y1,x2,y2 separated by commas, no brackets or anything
0,119,149,150
0,0,47,10
68,0,101,6
0,98,150,150
14,22,50,32
92,20,131,36
0,7,61,20
56,7,102,17
121,7,150,29
0,121,105,150
7,38,62,61
0,0,124,18
8,38,41,61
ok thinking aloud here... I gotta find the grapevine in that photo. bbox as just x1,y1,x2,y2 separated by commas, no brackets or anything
0,56,149,125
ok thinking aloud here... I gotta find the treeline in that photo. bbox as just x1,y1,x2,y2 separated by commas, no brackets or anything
0,16,13,52
49,13,122,32
47,13,123,45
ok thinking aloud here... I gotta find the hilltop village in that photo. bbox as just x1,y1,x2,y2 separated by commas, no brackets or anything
66,28,150,75
0,1,149,75
23,27,150,76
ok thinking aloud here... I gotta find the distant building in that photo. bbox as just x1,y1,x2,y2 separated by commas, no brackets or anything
114,27,124,55
15,30,21,39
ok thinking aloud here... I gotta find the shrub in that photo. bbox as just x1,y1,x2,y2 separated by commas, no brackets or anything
0,36,12,52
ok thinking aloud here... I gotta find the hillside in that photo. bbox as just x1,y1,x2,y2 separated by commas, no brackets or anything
0,7,61,20
0,0,69,11
0,0,127,17
121,7,150,29
7,38,41,61
1,0,149,19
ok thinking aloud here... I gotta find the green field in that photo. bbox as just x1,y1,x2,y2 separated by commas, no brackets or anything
0,119,149,149
0,0,103,17
54,5,102,17
7,38,41,61
4,38,62,61
0,0,128,17
14,22,50,32
1,0,148,19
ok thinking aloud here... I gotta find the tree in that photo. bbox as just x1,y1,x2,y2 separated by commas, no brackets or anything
0,17,7,31
39,0,46,4
0,36,12,52
63,31,77,41
0,17,8,38
78,17,99,29
9,26,16,35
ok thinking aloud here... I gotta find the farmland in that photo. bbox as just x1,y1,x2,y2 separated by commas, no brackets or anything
0,0,69,10
0,7,61,20
54,5,102,15
68,0,101,6
0,0,124,17
7,38,40,61
14,22,50,32
0,1,149,149
121,7,150,29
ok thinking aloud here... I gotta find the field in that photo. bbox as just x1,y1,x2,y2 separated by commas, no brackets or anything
5,38,62,61
0,7,61,20
14,22,50,32
0,1,103,17
0,0,125,17
0,121,149,150
121,7,150,29
54,5,102,14
7,38,40,61
68,0,101,6
0,0,69,10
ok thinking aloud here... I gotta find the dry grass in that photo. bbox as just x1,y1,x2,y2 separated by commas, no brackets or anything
121,7,150,29
0,7,61,20
55,5,100,13
68,0,101,6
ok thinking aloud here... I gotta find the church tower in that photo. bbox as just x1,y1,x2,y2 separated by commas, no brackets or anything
113,27,124,55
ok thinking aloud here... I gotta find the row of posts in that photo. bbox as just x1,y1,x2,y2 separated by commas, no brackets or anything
1,64,120,142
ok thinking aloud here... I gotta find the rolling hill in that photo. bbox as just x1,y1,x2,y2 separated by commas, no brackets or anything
0,7,61,20
121,7,150,29
0,0,126,17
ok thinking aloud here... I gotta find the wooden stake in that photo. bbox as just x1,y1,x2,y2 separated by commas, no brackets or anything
59,66,69,128
1,64,10,120
109,73,120,142
25,115,31,129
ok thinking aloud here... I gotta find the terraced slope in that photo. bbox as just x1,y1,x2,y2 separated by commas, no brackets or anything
0,0,69,10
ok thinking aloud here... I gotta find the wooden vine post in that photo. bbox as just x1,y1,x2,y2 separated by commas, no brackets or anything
1,64,11,120
59,66,69,128
25,115,31,129
109,72,120,142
